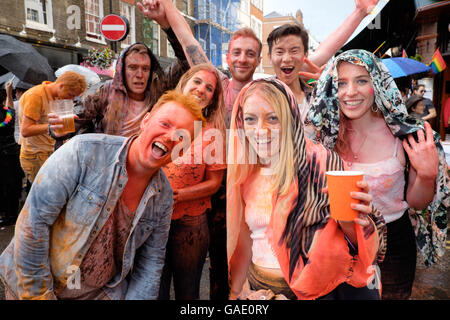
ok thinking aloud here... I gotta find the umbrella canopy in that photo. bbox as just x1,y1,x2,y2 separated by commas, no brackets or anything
55,64,101,88
0,34,55,84
0,72,33,90
0,72,19,89
382,57,431,78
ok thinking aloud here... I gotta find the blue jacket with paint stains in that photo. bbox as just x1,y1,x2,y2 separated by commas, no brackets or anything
0,134,173,300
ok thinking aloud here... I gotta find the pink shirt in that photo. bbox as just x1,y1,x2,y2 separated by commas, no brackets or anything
242,169,281,269
348,138,409,224
220,73,242,129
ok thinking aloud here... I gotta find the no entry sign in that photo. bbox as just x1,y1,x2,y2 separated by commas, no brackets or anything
100,14,129,41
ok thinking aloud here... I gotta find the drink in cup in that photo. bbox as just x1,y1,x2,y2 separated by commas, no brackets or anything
49,100,75,135
325,171,364,222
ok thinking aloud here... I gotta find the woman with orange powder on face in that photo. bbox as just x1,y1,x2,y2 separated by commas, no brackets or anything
227,78,387,300
158,64,227,300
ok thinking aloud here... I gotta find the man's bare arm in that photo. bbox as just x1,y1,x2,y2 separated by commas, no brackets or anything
138,0,209,66
306,0,379,71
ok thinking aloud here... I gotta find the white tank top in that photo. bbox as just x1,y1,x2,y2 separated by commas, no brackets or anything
242,172,281,269
348,138,409,224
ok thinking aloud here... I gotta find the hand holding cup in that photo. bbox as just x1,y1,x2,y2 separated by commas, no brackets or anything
48,100,77,137
325,171,372,226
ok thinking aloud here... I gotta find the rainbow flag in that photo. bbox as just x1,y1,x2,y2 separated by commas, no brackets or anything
428,48,447,74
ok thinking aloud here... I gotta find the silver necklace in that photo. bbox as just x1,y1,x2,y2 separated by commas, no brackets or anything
351,132,368,160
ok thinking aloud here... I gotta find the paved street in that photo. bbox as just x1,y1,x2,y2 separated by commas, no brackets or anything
0,221,449,300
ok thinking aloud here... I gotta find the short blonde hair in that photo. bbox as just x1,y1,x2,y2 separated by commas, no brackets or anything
56,71,87,95
150,90,206,126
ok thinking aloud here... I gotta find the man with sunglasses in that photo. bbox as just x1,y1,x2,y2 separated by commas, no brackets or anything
413,84,436,123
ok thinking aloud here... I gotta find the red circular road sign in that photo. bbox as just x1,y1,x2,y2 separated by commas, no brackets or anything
100,14,129,41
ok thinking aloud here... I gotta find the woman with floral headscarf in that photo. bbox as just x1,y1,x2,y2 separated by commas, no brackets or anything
309,49,448,300
227,78,386,300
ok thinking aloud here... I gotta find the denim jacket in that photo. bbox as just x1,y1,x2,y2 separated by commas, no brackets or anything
0,134,173,300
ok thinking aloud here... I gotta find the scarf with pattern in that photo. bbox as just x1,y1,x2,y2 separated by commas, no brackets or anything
227,78,385,299
309,49,448,267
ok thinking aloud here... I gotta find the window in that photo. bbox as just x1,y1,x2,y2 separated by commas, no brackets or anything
210,3,217,22
211,43,217,66
84,0,104,41
251,17,262,40
198,0,207,19
241,0,249,13
152,23,160,55
25,0,54,32
167,40,175,58
199,38,206,52
182,0,189,15
120,1,136,48
251,0,262,11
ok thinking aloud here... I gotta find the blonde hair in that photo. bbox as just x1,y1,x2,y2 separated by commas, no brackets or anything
231,82,295,196
175,64,225,135
55,71,87,95
150,90,206,126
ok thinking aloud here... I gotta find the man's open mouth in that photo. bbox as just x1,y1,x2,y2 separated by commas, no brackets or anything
281,67,294,75
152,141,169,158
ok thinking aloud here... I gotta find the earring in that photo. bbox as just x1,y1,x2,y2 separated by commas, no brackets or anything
371,104,379,113
202,106,209,118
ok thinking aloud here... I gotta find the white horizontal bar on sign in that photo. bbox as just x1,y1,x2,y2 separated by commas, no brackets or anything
101,25,126,31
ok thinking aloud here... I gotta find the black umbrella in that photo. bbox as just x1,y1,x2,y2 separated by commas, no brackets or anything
0,72,19,89
0,72,34,90
0,34,55,84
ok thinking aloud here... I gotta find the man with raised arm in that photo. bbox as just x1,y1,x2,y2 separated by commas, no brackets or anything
138,0,379,300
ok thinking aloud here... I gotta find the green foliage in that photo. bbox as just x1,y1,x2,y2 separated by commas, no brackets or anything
86,47,114,69
409,54,423,62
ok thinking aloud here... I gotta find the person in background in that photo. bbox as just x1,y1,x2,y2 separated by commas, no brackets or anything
443,97,450,136
10,84,31,145
49,39,190,144
412,84,436,122
19,71,86,184
406,95,426,120
399,87,409,104
0,84,24,226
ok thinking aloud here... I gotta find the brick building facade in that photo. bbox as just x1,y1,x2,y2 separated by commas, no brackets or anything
0,0,196,73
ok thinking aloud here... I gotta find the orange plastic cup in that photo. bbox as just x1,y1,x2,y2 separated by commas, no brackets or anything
325,170,364,222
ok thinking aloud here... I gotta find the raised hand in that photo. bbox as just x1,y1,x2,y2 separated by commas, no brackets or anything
5,80,13,96
298,57,326,80
403,121,439,181
137,0,170,29
355,0,379,15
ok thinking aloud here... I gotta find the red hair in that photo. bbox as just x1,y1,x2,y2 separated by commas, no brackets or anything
229,27,262,56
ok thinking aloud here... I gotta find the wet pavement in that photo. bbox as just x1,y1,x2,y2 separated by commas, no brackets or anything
0,221,448,300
